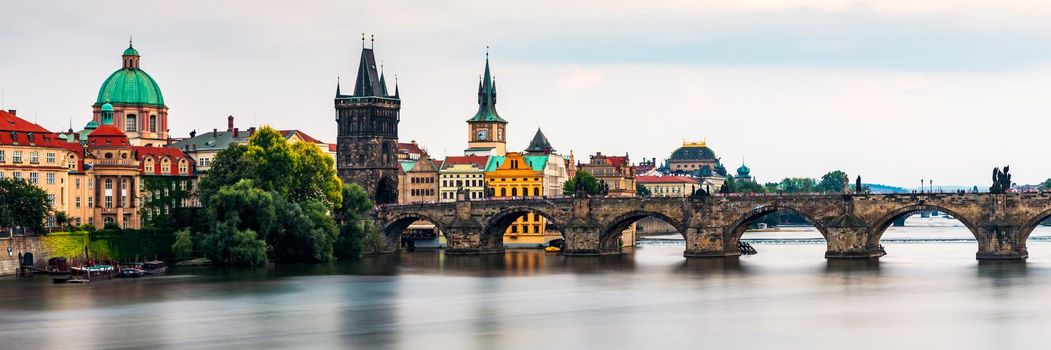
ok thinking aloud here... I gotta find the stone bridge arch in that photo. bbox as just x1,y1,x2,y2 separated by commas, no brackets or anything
867,203,981,247
600,210,687,251
481,206,568,251
724,204,830,244
377,212,450,253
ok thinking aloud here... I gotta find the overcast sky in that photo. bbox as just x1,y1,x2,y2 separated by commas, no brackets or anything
3,0,1051,187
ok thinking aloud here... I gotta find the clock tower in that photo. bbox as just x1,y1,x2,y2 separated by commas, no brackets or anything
465,54,507,156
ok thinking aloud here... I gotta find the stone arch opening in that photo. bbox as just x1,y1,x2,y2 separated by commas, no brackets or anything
867,204,979,248
375,176,398,205
1018,208,1051,243
382,213,446,252
726,205,828,249
601,211,685,252
483,207,565,251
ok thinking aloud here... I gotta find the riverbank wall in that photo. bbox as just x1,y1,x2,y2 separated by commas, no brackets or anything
0,236,51,276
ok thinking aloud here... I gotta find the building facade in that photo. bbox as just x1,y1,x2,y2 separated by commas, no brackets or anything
92,41,169,146
438,155,489,202
485,152,558,246
637,175,700,198
336,43,401,204
397,153,440,204
577,152,636,197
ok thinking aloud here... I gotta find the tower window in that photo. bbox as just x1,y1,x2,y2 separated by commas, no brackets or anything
150,115,157,132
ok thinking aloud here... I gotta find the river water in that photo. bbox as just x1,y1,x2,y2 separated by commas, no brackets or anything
3,217,1051,349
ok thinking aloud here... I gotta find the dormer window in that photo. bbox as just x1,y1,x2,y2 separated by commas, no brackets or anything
27,132,34,144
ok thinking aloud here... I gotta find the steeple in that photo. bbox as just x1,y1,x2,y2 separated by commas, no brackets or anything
352,39,382,97
394,75,399,98
122,37,141,69
467,49,505,123
335,76,342,97
379,67,389,97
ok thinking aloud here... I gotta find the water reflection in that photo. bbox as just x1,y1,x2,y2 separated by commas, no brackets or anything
824,258,882,274
675,257,747,275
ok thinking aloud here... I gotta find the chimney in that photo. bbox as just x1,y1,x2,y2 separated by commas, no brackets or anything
7,109,15,115
233,128,239,137
227,115,234,131
213,128,218,135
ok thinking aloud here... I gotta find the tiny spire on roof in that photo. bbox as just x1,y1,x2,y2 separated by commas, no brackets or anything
371,34,375,49
361,33,365,48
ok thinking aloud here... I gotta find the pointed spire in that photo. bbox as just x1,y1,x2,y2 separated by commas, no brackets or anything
467,47,505,123
394,75,400,99
378,62,388,96
352,38,381,97
525,128,554,154
336,76,342,97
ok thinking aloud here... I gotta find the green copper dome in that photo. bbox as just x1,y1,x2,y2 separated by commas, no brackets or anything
96,68,164,106
737,163,751,176
123,46,139,56
101,102,114,111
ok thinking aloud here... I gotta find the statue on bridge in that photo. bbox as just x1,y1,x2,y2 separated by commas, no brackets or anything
691,186,709,198
990,166,1012,194
855,176,862,193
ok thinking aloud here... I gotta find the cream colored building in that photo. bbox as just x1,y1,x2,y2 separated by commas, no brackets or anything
637,175,701,197
438,156,489,202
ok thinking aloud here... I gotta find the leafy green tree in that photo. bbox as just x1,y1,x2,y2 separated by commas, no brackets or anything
1040,179,1051,189
635,182,652,196
287,141,342,209
336,183,374,258
563,170,601,195
733,179,767,193
171,228,194,260
244,126,295,197
778,177,817,193
816,170,849,193
207,179,277,237
269,198,339,262
763,182,781,193
197,143,256,204
0,177,52,234
200,216,267,266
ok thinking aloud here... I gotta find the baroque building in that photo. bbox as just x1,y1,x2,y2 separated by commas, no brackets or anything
336,41,401,204
92,41,169,146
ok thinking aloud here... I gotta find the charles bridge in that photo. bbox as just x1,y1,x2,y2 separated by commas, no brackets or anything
374,192,1051,260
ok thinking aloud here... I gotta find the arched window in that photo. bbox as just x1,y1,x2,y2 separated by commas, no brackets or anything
126,114,138,132
161,158,170,173
500,188,506,197
533,187,540,196
511,188,518,197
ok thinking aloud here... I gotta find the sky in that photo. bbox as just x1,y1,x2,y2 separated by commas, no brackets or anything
3,0,1051,187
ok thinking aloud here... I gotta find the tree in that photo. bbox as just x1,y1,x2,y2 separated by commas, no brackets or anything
269,198,339,262
336,183,374,259
635,182,652,196
197,143,256,204
287,141,342,209
207,179,277,237
779,177,817,193
1040,179,1051,190
200,216,267,266
733,179,767,193
563,170,601,196
816,170,849,193
0,177,51,234
244,126,295,197
171,228,194,260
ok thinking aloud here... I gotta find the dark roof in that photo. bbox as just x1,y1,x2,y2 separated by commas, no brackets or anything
467,57,506,123
669,145,716,161
524,128,554,154
441,155,489,170
352,48,391,98
170,129,249,152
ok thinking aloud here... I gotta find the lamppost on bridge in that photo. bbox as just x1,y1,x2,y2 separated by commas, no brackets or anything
920,179,924,194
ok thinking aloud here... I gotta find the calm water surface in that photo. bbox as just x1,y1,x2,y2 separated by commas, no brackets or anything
3,218,1051,350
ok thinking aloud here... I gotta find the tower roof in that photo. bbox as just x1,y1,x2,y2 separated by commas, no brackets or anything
524,128,554,154
97,43,164,106
467,54,506,123
352,47,394,98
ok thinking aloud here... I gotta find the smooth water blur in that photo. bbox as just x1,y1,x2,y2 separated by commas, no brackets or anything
2,219,1051,350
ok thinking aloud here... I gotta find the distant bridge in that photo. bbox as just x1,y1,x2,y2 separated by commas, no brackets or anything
375,193,1051,260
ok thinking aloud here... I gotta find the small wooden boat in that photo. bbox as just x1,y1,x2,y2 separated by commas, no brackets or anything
132,261,168,275
544,246,561,252
117,267,144,278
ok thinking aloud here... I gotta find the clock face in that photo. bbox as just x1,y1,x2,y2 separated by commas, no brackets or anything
477,128,488,141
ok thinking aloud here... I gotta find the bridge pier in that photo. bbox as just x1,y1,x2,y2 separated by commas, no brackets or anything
561,226,619,256
683,227,738,258
975,224,1028,260
444,226,503,255
824,226,884,259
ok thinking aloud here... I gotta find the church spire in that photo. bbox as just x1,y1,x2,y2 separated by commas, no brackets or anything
352,36,382,97
467,48,505,123
394,75,399,99
336,76,342,97
378,63,389,97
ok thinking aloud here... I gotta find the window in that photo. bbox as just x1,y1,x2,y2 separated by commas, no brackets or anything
47,194,55,206
179,161,188,174
29,172,38,184
76,178,80,189
105,195,112,208
0,171,4,179
76,197,81,208
46,172,55,184
88,178,94,189
0,150,5,162
511,225,518,233
200,158,210,167
126,114,137,132
46,152,55,163
105,179,113,190
29,151,39,164
533,187,540,196
47,215,55,228
88,196,94,207
161,159,170,173
12,151,22,163
150,115,157,132
89,217,94,225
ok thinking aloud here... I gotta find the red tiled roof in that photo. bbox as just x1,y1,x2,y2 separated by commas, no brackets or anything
86,125,130,147
278,129,326,144
636,175,699,184
0,110,50,133
441,155,488,169
88,125,127,137
608,156,628,169
134,146,194,176
398,142,425,156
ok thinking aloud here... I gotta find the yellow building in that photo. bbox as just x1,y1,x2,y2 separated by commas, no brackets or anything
485,152,557,246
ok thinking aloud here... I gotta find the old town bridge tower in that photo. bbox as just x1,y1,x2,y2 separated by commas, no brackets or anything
336,39,400,204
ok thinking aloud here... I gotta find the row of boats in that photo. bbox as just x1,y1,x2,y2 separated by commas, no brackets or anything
51,260,167,284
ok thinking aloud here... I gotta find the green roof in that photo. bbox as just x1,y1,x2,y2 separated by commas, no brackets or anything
484,155,548,172
466,57,506,123
400,160,416,173
123,46,139,56
97,68,165,106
